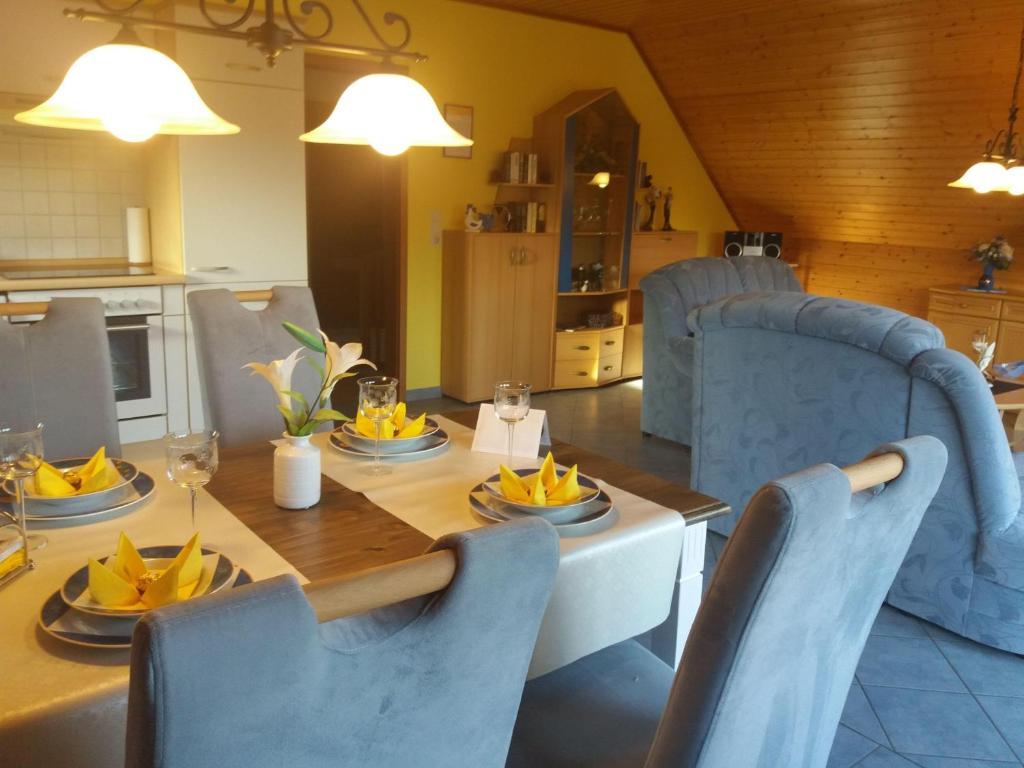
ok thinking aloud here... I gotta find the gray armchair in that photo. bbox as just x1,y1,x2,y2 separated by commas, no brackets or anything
639,255,802,446
188,286,324,447
509,437,946,767
0,297,120,460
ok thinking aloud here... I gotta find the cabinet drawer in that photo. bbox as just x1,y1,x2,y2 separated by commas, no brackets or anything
553,358,597,388
598,353,623,382
556,332,600,361
1002,299,1024,323
598,327,625,355
928,291,1001,319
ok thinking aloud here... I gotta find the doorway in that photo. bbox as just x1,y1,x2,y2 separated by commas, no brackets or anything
304,54,406,414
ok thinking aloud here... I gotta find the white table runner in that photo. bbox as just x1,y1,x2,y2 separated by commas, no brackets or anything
320,415,687,677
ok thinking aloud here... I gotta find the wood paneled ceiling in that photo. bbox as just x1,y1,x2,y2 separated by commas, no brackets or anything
466,0,1024,309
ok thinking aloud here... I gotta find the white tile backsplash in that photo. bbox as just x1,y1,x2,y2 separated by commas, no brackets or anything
0,134,146,261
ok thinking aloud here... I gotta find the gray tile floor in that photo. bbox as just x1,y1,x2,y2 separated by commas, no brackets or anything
414,381,1024,766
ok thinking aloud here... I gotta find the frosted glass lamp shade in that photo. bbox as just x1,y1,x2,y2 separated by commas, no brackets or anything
1006,166,1024,196
948,161,1010,193
15,42,239,143
589,172,611,188
300,73,473,156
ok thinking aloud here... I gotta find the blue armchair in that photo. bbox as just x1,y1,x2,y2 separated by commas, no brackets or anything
639,255,803,446
690,292,1024,652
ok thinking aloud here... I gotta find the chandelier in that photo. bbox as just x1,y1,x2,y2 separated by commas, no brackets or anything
14,0,472,155
949,23,1024,195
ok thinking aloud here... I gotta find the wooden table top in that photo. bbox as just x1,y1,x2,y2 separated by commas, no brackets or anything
205,410,728,582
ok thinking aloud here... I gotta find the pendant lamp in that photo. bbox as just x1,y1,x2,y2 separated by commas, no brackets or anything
300,73,472,156
15,26,238,143
949,24,1024,195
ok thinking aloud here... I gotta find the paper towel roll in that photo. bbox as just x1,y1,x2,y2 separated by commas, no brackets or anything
125,207,151,265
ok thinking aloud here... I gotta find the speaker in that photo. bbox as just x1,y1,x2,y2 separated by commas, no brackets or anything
723,231,744,258
723,231,783,259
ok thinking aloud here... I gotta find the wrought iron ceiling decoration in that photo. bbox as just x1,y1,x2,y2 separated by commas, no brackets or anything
15,0,473,154
949,23,1024,195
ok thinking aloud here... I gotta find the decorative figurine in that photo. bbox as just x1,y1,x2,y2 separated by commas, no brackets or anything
464,204,483,232
661,186,675,231
641,185,661,231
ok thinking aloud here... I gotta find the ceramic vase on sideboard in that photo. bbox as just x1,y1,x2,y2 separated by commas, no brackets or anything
274,434,321,509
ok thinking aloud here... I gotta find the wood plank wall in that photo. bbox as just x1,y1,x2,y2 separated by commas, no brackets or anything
467,0,1024,319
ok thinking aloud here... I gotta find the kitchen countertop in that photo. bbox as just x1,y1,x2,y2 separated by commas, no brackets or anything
0,260,186,292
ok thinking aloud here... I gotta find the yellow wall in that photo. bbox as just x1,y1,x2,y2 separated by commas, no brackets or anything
322,1,735,390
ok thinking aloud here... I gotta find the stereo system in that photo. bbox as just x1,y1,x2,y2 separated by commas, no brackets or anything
724,231,783,259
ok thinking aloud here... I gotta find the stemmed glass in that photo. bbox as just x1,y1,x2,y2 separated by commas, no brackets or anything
164,430,219,530
494,381,532,465
0,424,45,573
358,376,399,476
972,330,989,362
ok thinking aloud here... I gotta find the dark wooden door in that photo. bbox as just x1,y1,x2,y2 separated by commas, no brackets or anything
304,56,405,416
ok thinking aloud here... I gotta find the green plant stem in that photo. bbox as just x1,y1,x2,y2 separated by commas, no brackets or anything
292,353,335,435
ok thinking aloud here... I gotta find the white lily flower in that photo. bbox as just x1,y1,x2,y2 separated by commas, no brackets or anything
244,347,303,412
319,331,375,394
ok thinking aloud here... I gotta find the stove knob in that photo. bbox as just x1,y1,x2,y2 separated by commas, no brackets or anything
120,299,137,309
105,300,118,310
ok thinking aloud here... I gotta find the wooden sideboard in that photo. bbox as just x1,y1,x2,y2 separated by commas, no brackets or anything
441,232,558,402
927,286,1024,363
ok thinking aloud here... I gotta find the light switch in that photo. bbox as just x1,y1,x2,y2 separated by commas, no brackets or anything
429,210,442,247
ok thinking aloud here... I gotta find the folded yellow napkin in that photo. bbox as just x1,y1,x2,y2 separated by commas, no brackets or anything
32,446,119,497
0,537,26,580
499,452,582,506
356,402,427,439
88,532,203,609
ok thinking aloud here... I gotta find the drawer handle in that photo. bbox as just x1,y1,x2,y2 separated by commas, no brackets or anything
604,340,616,346
576,371,588,377
575,345,591,351
603,365,614,371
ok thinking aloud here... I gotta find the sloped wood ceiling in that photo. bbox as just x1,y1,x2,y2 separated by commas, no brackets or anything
466,0,1024,316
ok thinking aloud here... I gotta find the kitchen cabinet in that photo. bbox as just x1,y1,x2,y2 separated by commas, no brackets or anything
441,232,557,402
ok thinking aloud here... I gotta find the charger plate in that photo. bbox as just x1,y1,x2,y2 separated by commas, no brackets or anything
329,428,450,462
469,484,618,537
40,569,254,650
22,472,155,528
60,546,235,618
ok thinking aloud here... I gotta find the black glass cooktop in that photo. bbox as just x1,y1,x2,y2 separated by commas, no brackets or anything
0,266,155,279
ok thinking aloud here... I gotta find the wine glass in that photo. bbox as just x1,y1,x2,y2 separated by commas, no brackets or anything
971,330,989,361
358,376,399,476
0,423,44,565
164,430,219,530
494,381,532,466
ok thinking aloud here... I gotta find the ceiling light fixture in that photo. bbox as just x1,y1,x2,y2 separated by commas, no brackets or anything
949,23,1024,195
15,0,472,155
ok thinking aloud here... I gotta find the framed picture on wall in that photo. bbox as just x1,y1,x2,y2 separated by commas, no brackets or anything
443,104,473,159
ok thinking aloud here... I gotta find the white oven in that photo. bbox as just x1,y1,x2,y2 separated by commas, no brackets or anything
3,287,168,441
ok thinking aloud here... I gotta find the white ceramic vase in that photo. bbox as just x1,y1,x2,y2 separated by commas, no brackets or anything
274,433,321,509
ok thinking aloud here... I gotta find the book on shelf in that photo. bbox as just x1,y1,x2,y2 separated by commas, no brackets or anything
501,201,546,233
501,151,540,184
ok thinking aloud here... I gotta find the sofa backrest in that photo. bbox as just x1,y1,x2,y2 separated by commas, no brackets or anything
639,255,801,342
690,292,1019,536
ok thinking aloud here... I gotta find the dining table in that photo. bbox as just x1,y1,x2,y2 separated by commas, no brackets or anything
0,410,727,768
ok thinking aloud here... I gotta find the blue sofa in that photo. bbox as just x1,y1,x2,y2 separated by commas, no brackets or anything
690,292,1024,652
639,255,803,446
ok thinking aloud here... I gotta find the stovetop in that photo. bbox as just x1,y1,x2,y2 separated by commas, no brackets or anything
0,266,156,280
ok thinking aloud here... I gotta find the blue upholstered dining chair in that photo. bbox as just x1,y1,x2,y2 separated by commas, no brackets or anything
187,286,325,447
639,255,803,446
0,297,121,460
508,436,947,768
125,518,560,768
689,292,1024,652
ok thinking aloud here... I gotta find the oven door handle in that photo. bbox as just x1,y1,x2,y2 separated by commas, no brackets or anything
107,324,152,332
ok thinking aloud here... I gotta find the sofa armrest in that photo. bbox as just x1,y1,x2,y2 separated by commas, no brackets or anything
667,336,695,378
